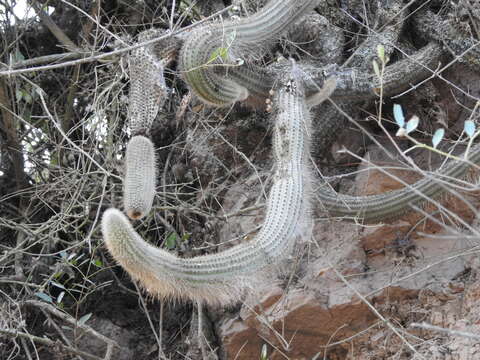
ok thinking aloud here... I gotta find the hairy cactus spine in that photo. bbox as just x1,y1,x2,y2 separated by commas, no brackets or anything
179,0,319,106
102,63,329,305
124,135,156,220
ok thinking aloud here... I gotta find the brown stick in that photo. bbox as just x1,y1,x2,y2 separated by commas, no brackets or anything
0,328,104,360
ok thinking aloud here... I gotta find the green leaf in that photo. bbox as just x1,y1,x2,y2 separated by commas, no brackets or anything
406,115,419,134
377,44,385,62
50,281,65,290
464,120,475,138
181,233,191,242
15,89,23,102
35,292,53,303
260,344,268,360
165,232,177,249
208,47,228,63
393,104,404,127
226,30,236,44
78,313,92,326
372,60,380,78
23,91,32,104
57,291,65,304
13,49,25,62
432,128,445,149
93,258,103,267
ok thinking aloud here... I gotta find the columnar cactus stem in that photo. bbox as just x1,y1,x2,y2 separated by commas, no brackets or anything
317,144,480,222
179,0,319,106
128,31,170,135
231,42,443,108
102,63,333,305
124,135,156,220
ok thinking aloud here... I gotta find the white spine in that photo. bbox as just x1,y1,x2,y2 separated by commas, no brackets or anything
123,135,156,220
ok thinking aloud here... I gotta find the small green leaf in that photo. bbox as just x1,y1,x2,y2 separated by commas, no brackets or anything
464,120,475,138
432,128,445,148
93,258,103,267
260,344,268,360
406,115,419,134
78,313,92,326
209,47,228,63
23,91,32,104
227,31,236,44
15,89,23,102
35,292,53,303
13,49,25,62
57,291,65,304
372,60,380,78
182,233,191,242
377,44,385,62
165,232,177,249
393,104,405,127
50,281,65,290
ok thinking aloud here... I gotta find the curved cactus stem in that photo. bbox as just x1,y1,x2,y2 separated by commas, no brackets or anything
316,143,480,222
179,0,319,106
103,61,331,305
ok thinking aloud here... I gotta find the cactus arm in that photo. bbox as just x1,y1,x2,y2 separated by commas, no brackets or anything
177,0,444,108
238,42,444,105
329,43,444,100
123,136,156,220
180,39,444,108
316,144,480,222
128,30,175,135
179,0,319,106
413,9,480,72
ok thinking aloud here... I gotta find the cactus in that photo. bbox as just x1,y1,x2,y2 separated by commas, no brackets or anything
123,135,156,220
102,63,333,305
128,39,167,135
127,29,181,135
179,0,319,106
316,143,480,222
104,0,480,306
